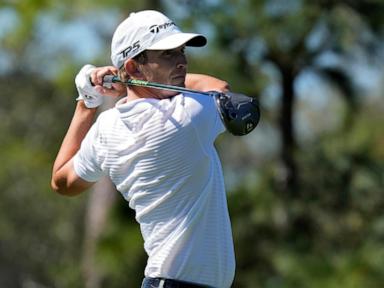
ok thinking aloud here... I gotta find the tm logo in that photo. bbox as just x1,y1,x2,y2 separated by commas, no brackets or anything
149,21,176,34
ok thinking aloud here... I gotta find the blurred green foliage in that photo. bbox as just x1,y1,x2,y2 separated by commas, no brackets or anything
0,0,383,287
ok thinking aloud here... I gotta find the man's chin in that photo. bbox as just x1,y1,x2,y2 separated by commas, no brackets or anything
171,77,186,87
158,91,179,99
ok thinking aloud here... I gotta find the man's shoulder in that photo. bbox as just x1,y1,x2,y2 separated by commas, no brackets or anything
98,107,119,119
183,92,216,111
94,107,120,129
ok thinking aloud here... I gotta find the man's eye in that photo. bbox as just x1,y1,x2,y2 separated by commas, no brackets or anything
162,48,185,57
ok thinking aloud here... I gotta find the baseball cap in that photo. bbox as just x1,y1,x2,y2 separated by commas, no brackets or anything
111,10,207,68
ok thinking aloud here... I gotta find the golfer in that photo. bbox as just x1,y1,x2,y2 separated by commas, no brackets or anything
51,10,235,288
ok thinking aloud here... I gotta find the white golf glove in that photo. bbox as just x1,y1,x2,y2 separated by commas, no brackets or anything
75,64,104,108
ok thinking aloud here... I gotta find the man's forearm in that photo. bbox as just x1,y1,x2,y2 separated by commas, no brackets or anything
185,73,230,92
51,101,97,191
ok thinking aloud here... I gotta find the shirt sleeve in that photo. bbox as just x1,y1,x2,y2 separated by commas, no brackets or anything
73,121,104,182
185,93,226,143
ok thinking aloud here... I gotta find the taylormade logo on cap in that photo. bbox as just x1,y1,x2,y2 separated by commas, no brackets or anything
111,10,207,68
149,22,176,34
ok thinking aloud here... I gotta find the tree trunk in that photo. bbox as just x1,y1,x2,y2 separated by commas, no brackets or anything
82,177,117,288
279,66,298,195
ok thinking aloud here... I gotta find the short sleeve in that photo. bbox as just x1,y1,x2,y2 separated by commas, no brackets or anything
73,122,104,182
184,93,226,143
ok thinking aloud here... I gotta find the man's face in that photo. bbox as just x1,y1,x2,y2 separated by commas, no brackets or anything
138,45,187,94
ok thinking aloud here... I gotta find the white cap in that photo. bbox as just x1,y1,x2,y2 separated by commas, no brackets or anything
111,10,207,68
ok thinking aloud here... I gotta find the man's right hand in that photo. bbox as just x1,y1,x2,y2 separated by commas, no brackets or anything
75,65,126,108
89,65,126,98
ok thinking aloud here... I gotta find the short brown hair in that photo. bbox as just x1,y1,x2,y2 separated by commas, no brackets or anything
118,51,148,82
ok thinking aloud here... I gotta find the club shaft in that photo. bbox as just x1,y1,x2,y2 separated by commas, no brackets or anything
103,75,211,96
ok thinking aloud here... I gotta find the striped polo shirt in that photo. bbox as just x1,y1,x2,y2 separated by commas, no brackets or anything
74,93,235,288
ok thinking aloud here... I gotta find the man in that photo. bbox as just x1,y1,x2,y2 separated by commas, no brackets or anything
51,10,236,288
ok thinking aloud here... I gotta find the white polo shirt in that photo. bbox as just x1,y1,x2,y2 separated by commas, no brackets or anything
74,93,235,288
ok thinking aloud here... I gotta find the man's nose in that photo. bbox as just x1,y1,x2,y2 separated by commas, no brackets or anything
176,53,187,69
177,62,187,69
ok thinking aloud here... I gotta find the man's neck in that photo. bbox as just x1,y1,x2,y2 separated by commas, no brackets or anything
126,87,177,101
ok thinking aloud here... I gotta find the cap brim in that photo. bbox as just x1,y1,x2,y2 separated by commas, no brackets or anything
147,33,207,50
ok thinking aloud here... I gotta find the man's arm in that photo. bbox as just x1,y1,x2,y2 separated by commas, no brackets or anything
51,65,123,196
51,101,96,196
186,73,230,93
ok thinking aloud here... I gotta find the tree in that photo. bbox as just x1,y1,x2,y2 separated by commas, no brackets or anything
1,0,384,287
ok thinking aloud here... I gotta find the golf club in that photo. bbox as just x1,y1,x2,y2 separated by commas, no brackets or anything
102,75,212,96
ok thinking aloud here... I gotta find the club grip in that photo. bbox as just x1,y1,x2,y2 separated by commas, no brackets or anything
103,75,117,84
101,75,121,88
89,75,117,87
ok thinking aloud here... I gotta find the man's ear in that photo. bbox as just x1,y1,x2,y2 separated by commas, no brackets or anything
124,59,143,78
